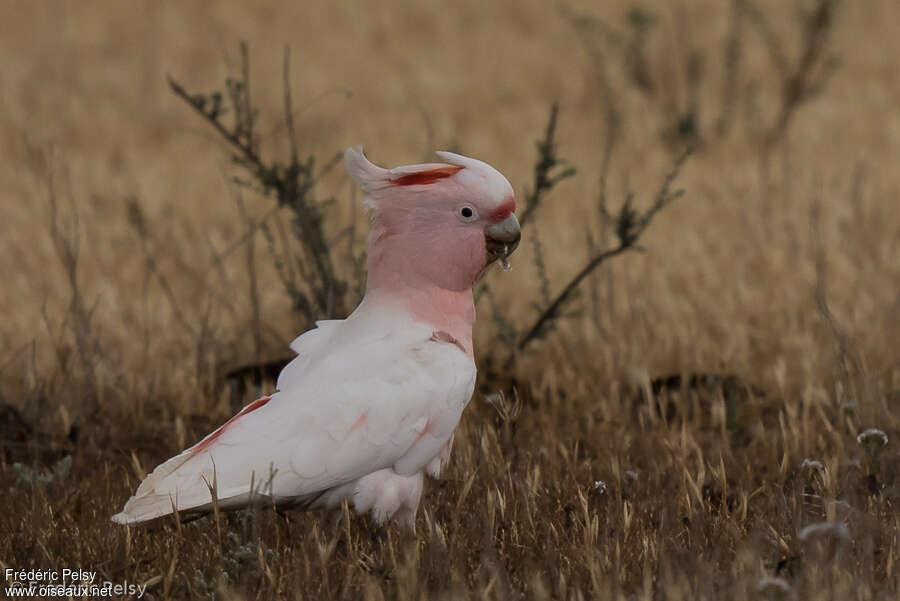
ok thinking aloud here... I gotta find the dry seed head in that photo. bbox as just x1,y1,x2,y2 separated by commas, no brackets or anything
798,521,850,544
839,399,858,412
799,459,825,473
756,576,791,600
484,390,522,422
856,428,888,447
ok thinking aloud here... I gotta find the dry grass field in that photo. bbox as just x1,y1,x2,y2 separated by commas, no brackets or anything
1,1,899,599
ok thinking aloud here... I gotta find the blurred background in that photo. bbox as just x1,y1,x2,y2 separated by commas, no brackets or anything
1,1,898,598
2,0,899,392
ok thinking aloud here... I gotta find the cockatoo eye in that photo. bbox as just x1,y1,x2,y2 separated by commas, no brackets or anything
458,205,478,222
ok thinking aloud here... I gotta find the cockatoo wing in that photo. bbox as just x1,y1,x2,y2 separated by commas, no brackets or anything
277,319,342,391
112,318,475,524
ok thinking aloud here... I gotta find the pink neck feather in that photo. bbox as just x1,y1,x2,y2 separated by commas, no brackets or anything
363,220,482,357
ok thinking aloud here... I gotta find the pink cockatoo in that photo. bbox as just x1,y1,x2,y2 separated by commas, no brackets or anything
112,147,520,529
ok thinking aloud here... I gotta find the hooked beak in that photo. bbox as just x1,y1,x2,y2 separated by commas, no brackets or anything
485,213,521,266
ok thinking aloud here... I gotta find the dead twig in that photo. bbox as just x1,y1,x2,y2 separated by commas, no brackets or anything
809,182,866,400
757,0,840,150
518,104,576,228
44,155,99,400
167,43,346,320
517,147,690,350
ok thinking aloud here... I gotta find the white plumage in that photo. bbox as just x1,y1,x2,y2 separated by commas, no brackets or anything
113,303,474,527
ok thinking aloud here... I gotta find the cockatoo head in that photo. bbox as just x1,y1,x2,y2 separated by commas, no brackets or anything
344,147,521,293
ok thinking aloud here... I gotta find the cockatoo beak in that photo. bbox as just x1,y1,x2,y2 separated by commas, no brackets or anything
485,214,521,268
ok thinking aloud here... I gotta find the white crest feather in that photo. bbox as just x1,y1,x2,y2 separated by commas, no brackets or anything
434,150,477,168
435,150,513,205
344,146,391,209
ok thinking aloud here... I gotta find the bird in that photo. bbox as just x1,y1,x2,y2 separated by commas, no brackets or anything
111,147,520,529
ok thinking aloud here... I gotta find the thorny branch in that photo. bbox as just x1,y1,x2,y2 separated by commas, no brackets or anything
518,104,576,228
765,0,839,149
167,43,347,319
563,0,840,152
517,146,690,351
741,0,840,151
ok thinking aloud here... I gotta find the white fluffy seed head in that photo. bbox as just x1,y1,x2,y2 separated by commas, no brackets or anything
856,428,888,447
798,520,850,543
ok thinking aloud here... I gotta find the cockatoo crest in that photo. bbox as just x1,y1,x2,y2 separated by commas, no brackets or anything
343,146,514,219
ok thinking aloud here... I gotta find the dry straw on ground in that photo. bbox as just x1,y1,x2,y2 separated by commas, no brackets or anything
1,1,898,599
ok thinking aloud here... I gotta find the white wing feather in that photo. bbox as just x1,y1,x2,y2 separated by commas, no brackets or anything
113,308,475,524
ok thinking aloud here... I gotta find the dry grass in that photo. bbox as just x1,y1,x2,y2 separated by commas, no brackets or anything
1,1,898,599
